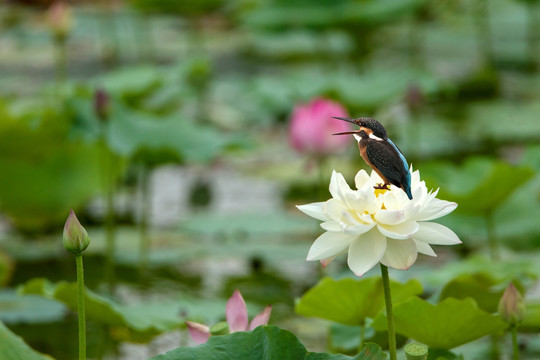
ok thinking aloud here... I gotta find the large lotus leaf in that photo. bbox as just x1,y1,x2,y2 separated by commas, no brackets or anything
295,277,422,325
523,145,540,172
421,157,534,215
333,69,444,112
95,66,163,101
17,278,183,343
0,105,107,231
439,273,507,313
243,0,425,29
151,325,386,360
328,323,364,354
0,321,54,360
0,143,105,230
0,250,13,286
0,290,66,324
106,106,240,164
372,297,508,349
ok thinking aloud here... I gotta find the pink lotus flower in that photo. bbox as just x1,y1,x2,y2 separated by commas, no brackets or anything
289,97,351,156
185,290,272,344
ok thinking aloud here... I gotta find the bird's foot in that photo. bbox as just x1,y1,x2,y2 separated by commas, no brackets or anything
373,183,390,190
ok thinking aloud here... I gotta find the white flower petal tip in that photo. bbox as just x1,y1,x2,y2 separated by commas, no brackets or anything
296,203,328,221
306,231,353,261
415,222,461,245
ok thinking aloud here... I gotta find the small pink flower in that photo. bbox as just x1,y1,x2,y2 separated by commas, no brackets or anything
289,97,351,156
186,290,272,344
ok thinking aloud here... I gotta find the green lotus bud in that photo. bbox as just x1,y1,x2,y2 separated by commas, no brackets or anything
63,210,90,254
498,283,525,325
46,1,73,42
209,321,229,336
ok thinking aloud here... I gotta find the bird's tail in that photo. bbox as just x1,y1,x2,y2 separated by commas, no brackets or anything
404,186,413,200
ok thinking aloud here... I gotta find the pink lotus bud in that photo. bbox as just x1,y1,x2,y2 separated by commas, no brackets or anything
289,97,351,156
94,89,110,122
46,1,72,41
498,283,525,325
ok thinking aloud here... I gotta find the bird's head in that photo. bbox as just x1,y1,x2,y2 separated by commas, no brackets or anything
332,117,388,140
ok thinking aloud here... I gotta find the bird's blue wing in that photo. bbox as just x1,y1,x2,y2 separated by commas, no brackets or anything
386,138,411,187
366,139,412,199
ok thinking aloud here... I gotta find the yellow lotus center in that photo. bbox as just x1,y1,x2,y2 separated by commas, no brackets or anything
373,188,389,197
373,188,389,210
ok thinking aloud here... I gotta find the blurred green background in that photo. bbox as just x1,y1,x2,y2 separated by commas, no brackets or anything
1,0,540,359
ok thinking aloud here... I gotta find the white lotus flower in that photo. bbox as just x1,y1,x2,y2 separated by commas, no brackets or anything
297,168,461,276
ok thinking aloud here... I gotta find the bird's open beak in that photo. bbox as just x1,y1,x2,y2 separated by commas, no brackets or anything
332,117,358,125
332,131,359,136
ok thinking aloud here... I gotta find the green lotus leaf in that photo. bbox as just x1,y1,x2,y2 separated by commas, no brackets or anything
151,325,387,360
295,276,422,325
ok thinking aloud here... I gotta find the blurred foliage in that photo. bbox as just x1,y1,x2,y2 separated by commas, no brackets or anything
0,251,14,287
422,157,535,215
0,321,54,360
130,0,225,16
18,278,183,343
0,290,66,325
242,0,425,31
0,99,115,232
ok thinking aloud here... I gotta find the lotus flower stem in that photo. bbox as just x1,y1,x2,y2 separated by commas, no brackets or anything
138,164,151,279
380,264,397,360
76,254,86,360
98,0,120,68
54,37,67,84
100,140,117,295
511,325,519,360
472,0,493,65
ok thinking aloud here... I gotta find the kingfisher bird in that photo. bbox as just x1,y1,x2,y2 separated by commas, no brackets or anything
332,117,413,200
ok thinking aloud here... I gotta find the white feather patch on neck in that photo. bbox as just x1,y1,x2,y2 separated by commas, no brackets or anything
369,133,383,141
353,134,361,143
